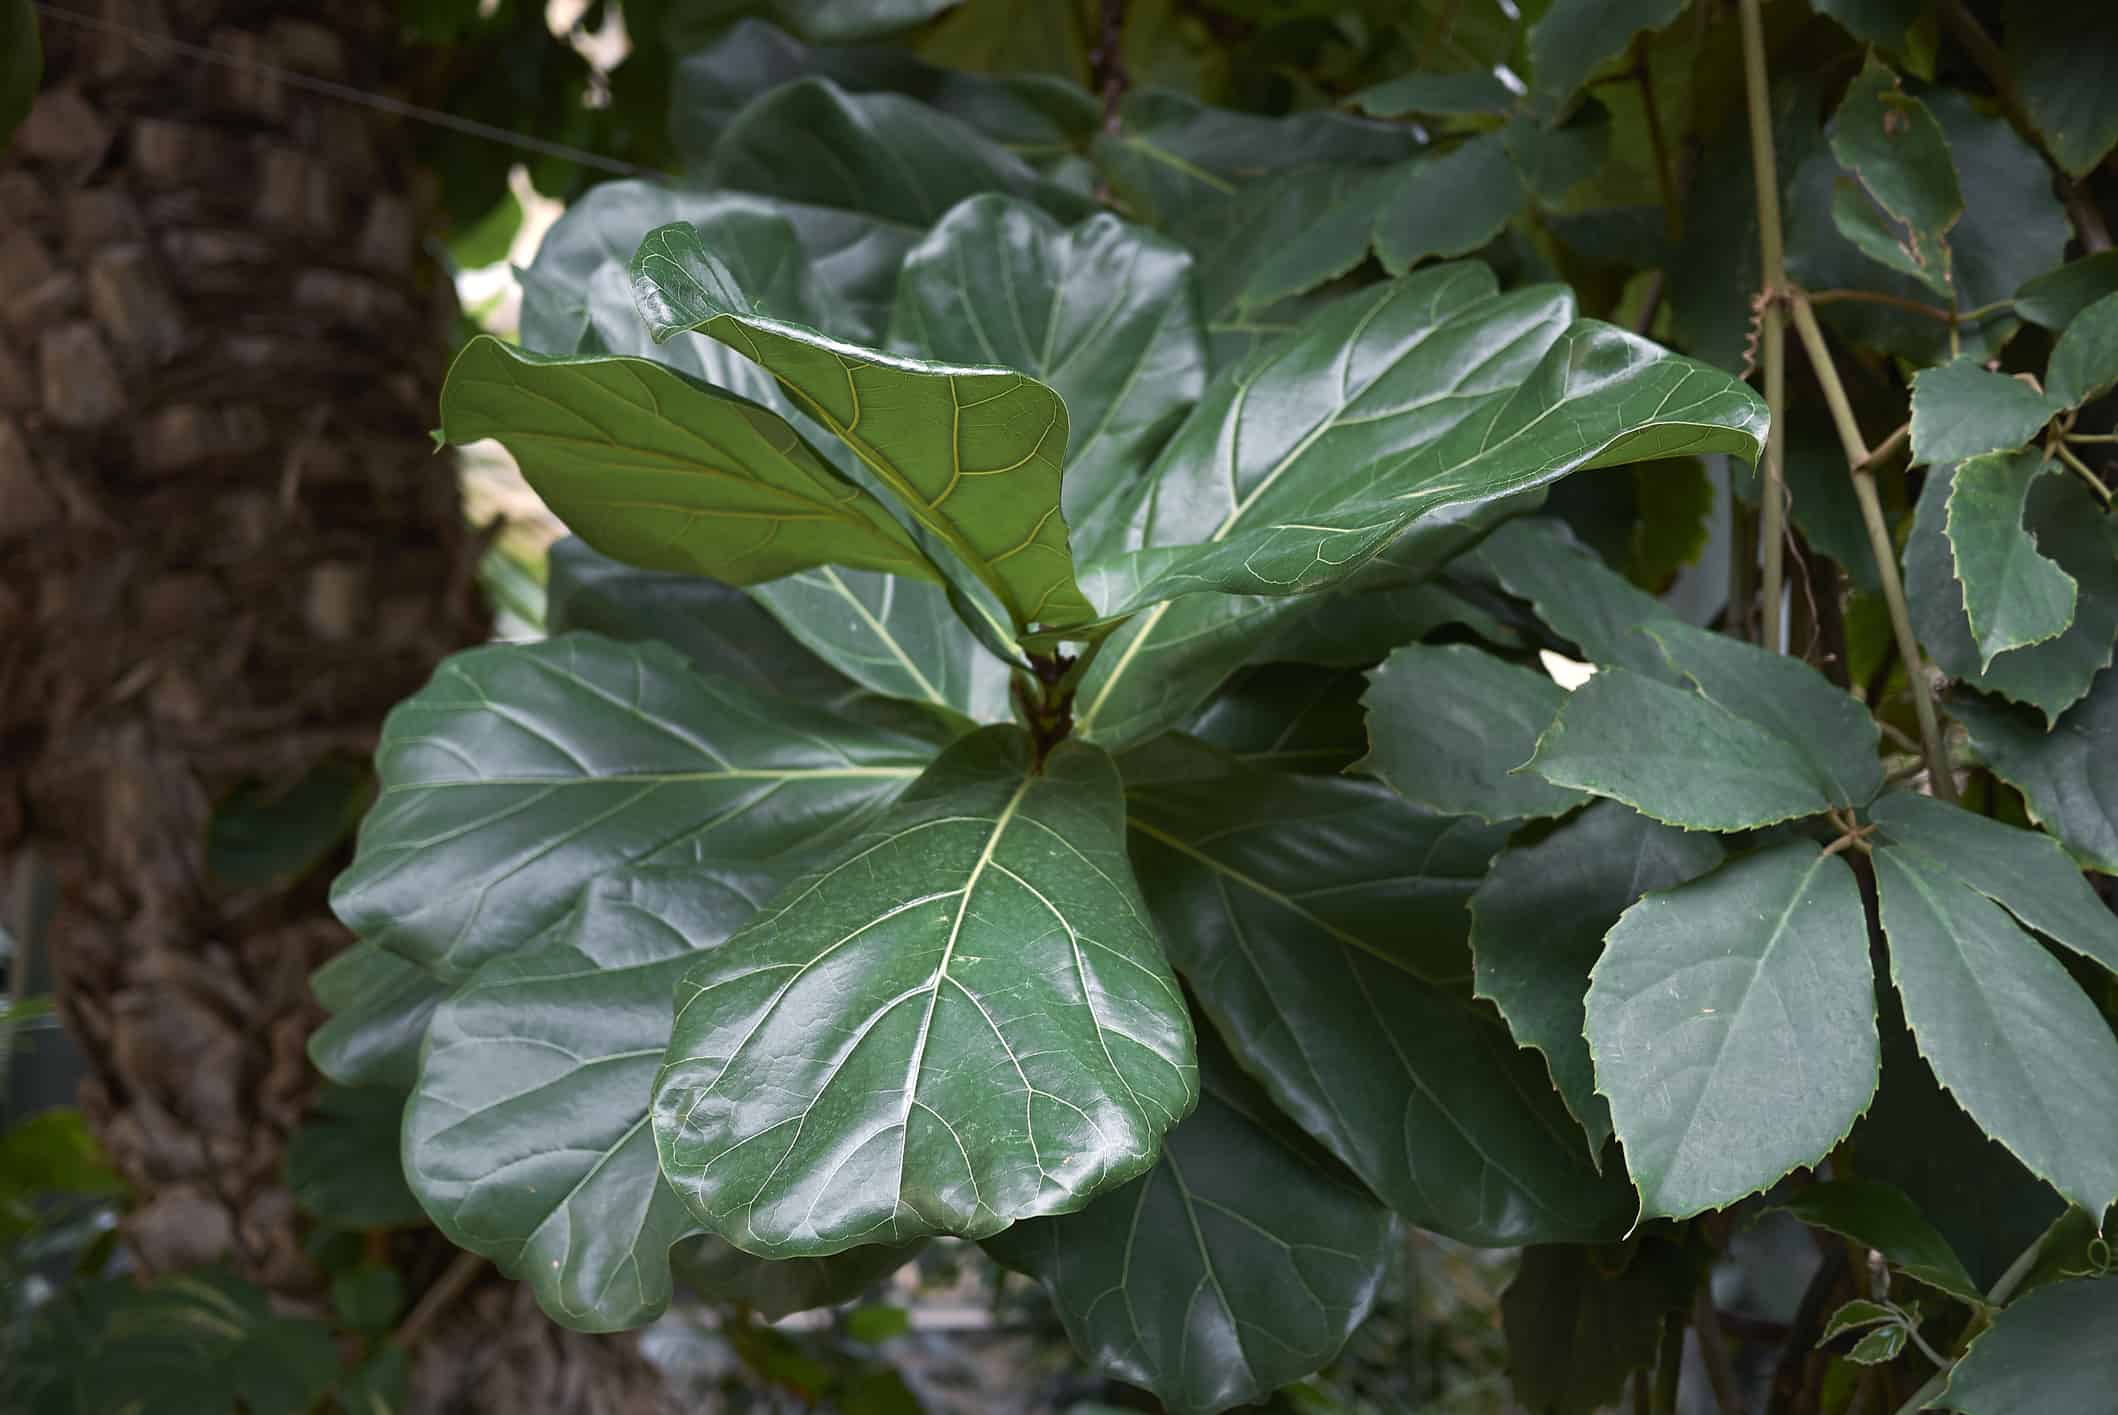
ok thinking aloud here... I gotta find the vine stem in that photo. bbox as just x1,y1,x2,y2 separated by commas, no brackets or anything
1786,293,1957,802
1886,1211,2072,1415
391,1250,486,1351
1738,0,1788,653
2055,442,2114,504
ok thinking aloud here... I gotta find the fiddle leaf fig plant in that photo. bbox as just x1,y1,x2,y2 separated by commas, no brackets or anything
316,5,2118,1410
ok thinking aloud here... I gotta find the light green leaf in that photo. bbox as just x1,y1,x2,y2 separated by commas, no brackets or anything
1822,1297,1903,1342
286,1084,426,1230
1873,845,2118,1219
2014,251,2118,331
1180,664,1369,774
886,194,1207,566
1947,451,2079,668
307,942,447,1095
1829,58,1964,294
1455,517,1685,679
1909,361,2058,467
1358,644,1585,822
1846,1323,1909,1365
441,338,940,588
1502,1242,1691,1415
652,728,1196,1256
703,78,1091,228
1776,1180,1982,1306
2046,288,2118,409
1473,801,1726,1159
1954,668,2118,874
673,1236,924,1319
1930,1276,2118,1413
1906,460,2118,724
1351,70,1518,118
1126,766,1635,1245
1588,842,1876,1220
1869,789,2118,975
2003,0,2118,179
1374,134,1526,273
1528,0,1689,104
984,1035,1392,1415
753,569,1016,722
633,221,1097,637
330,634,952,980
404,868,782,1332
2,0,39,146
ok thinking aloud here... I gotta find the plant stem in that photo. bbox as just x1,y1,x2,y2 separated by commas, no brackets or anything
1635,35,1682,241
1654,1308,1687,1415
1859,422,1911,472
1803,288,1956,323
2067,431,2118,443
1786,294,1957,802
1738,0,1789,656
2055,443,2115,503
1695,1289,1744,1414
392,1249,486,1351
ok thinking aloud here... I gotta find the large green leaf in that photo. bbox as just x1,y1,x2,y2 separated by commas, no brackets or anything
1180,664,1369,774
886,195,1207,563
1774,1179,1982,1306
1528,0,1689,104
2003,0,2118,179
1358,644,1585,822
652,728,1196,1256
1454,517,1685,680
1908,361,2058,467
1954,669,2118,873
984,1035,1392,1415
1873,845,2118,1219
1828,58,1963,295
404,868,781,1332
1472,801,1726,1159
330,634,952,979
752,569,1016,722
1586,842,1877,1220
633,221,1098,637
1501,1242,1691,1415
1946,452,2079,667
441,338,940,588
673,1236,924,1319
1932,1276,2118,1414
1125,765,1635,1245
307,942,446,1094
2047,289,2118,410
1906,460,2118,724
1869,789,2118,975
1373,135,1526,275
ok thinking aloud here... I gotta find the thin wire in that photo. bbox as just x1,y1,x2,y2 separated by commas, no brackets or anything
32,2,660,178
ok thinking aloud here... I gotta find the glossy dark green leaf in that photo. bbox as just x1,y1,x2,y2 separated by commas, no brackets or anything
2,0,39,146
672,1236,924,1319
703,78,1091,229
1472,802,1726,1158
2014,251,2118,332
1126,766,1635,1245
1502,1242,1691,1415
886,194,1207,565
331,633,951,979
1527,0,1688,103
1180,664,1369,773
1908,361,2057,467
634,221,1097,637
653,728,1196,1256
206,757,371,892
1932,1276,2118,1414
1455,517,1684,679
1869,789,2118,975
307,942,448,1094
1946,451,2078,667
1905,460,2118,724
1775,1179,1982,1305
405,868,784,1331
753,569,1016,722
1587,843,1876,1219
1258,579,1527,669
1375,135,1526,273
1829,58,1962,294
1352,70,1518,118
1359,644,1585,822
984,1035,1392,1415
1873,845,2118,1219
2047,289,2118,409
1231,163,1402,310
285,1084,426,1230
1954,668,2118,873
2003,0,2118,178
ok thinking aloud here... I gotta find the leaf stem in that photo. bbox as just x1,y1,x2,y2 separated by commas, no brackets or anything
1786,293,1956,802
391,1249,485,1351
1738,0,1789,656
2055,443,2115,504
1802,288,1956,324
2066,431,2118,443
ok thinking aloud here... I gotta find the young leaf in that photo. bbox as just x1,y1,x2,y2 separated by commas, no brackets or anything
1908,361,2058,467
1869,789,2118,976
1821,1297,1903,1342
1829,58,1964,294
1502,1242,1691,1415
1776,1179,1983,1305
984,1034,1392,1415
1358,644,1586,822
307,942,447,1094
441,339,942,588
1846,1323,1908,1365
886,195,1207,564
633,221,1098,636
1586,843,1878,1221
1933,1276,2118,1414
1946,451,2079,667
2046,288,2118,410
652,728,1196,1256
330,634,953,979
1905,460,2118,724
672,1236,925,1319
404,868,781,1332
1873,846,2118,1220
1126,767,1636,1245
1954,668,2118,874
1472,802,1727,1159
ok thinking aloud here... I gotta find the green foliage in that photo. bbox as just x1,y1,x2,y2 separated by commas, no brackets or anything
2,0,39,148
314,6,2118,1410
